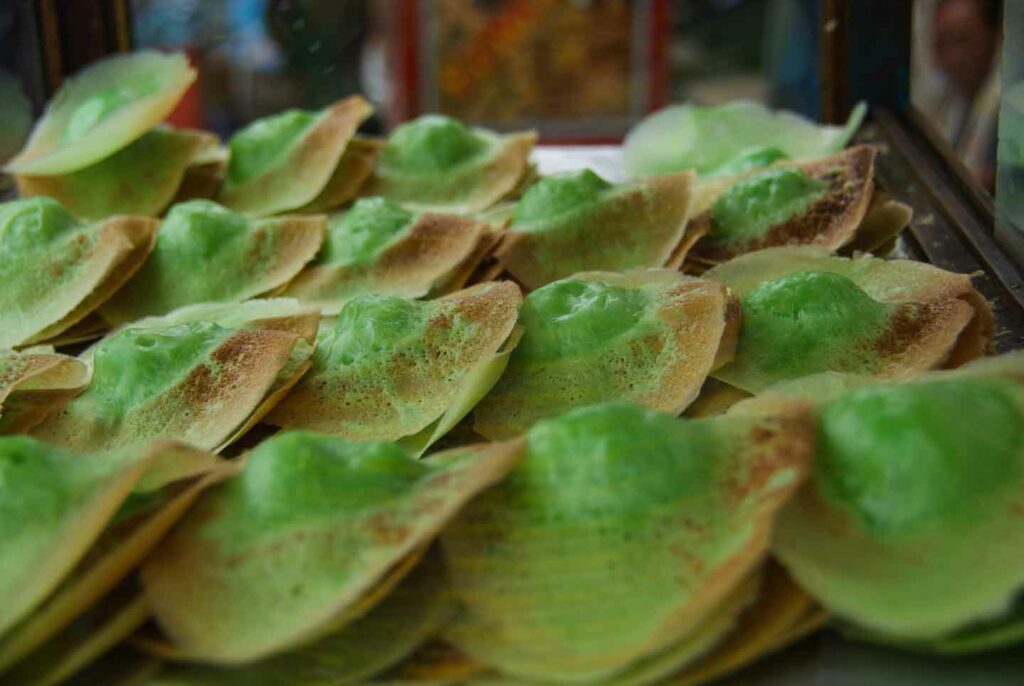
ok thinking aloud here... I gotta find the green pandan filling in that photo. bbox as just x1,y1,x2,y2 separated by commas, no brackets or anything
517,279,651,362
711,167,826,244
707,145,789,178
208,432,432,550
380,115,488,174
513,169,613,225
739,271,889,377
320,197,415,267
0,197,79,254
88,321,231,415
238,431,428,523
159,200,252,259
521,402,717,517
227,109,319,185
61,78,161,144
325,295,429,366
818,378,1024,537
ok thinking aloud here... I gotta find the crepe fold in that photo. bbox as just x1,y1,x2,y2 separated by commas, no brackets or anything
0,198,158,349
218,96,373,217
473,270,739,439
687,146,910,265
728,352,1024,655
140,431,523,664
268,281,521,453
706,246,991,393
0,437,227,684
16,128,218,220
360,115,536,213
5,51,196,176
494,169,700,290
442,401,814,682
282,198,499,314
99,200,326,325
31,299,319,454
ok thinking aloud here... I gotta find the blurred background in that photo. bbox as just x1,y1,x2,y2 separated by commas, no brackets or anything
0,0,1008,193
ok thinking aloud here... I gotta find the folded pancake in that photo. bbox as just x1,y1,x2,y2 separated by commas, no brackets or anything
623,100,866,178
473,270,737,440
5,51,196,175
493,168,699,289
98,200,326,325
140,430,522,663
761,359,1024,651
0,349,89,434
281,197,493,314
706,247,990,393
31,302,317,453
687,146,879,265
0,446,230,680
296,137,381,214
0,436,220,643
218,96,373,216
268,282,521,453
146,546,452,685
0,198,158,348
16,128,216,220
442,401,814,682
1,446,230,686
361,114,536,213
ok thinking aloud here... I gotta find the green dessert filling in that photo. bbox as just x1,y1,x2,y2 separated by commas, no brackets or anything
159,200,252,260
738,271,889,378
516,279,652,362
319,198,415,267
0,197,79,251
324,295,430,366
817,378,1024,537
711,167,826,244
379,114,488,174
520,402,717,516
234,431,429,527
707,145,790,178
513,169,613,225
227,109,319,185
61,79,161,144
88,321,231,417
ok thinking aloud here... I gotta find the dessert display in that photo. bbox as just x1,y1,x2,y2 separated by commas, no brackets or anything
0,52,1013,686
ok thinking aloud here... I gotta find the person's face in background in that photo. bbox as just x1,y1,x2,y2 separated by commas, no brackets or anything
932,0,998,98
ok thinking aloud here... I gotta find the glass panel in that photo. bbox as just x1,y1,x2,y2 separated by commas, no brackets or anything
0,1,43,173
911,0,1002,192
997,1,1024,261
130,0,380,137
130,0,823,142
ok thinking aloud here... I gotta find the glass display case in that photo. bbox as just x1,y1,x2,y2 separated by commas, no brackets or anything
1,1,1022,685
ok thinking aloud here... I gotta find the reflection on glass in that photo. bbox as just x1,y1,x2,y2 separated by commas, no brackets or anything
912,0,1002,191
997,2,1024,261
131,0,372,137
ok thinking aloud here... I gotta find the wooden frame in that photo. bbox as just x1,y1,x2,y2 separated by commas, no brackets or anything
34,0,132,96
